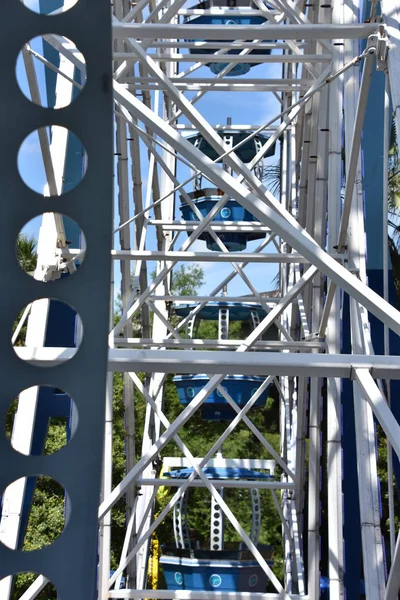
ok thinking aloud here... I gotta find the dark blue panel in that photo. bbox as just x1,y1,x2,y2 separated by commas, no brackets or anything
44,300,77,347
342,293,362,599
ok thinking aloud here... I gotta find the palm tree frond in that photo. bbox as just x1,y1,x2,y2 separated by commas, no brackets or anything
16,235,37,274
262,162,281,196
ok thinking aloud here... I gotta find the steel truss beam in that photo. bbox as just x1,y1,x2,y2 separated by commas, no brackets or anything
113,22,378,40
14,348,400,379
7,2,400,599
113,81,400,336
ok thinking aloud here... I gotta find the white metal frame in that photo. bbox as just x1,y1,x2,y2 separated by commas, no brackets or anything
5,1,400,599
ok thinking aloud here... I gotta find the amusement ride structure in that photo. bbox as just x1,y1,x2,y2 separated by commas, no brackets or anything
1,0,400,599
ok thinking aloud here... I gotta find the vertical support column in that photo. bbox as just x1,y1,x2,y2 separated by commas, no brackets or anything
134,40,178,590
346,2,386,596
0,3,112,600
341,2,364,596
306,4,330,597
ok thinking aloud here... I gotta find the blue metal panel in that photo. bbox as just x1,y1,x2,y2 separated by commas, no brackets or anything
173,374,269,420
164,466,274,480
341,293,362,599
180,195,265,251
0,3,113,600
184,3,273,76
161,556,271,592
174,301,267,321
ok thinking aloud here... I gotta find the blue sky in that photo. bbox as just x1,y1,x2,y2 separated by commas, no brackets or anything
18,0,282,298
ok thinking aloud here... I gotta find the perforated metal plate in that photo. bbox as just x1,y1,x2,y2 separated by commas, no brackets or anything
0,1,113,597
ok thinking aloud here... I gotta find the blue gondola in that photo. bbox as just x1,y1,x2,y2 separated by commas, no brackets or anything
173,374,270,420
174,301,267,321
184,0,273,76
180,130,276,251
180,189,265,251
160,465,274,593
161,553,272,591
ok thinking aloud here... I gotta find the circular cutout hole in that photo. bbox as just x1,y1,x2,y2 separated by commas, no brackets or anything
18,126,87,195
0,573,58,598
19,0,79,14
5,385,77,455
17,214,86,281
16,35,86,108
12,298,83,364
0,476,68,550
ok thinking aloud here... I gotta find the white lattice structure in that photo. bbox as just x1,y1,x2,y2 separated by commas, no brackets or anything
1,1,400,599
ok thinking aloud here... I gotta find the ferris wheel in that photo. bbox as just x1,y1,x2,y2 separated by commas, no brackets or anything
1,1,400,600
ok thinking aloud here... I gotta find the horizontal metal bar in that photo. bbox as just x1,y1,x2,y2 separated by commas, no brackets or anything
115,338,325,350
178,8,278,15
124,77,310,85
145,295,281,302
109,591,308,600
148,41,307,49
113,22,378,40
14,348,400,379
162,458,275,469
172,125,280,130
126,84,309,92
116,52,332,63
148,221,272,232
136,479,295,489
111,251,312,263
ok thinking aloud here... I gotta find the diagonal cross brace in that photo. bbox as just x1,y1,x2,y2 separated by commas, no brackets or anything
113,81,400,337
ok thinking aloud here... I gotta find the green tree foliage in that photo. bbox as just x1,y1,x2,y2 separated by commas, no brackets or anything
12,236,38,346
170,264,204,296
16,235,37,275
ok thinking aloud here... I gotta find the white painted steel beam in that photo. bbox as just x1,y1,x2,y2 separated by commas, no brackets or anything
109,593,308,599
113,22,378,40
111,250,313,263
136,479,294,489
14,347,400,379
116,338,325,350
118,53,332,63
